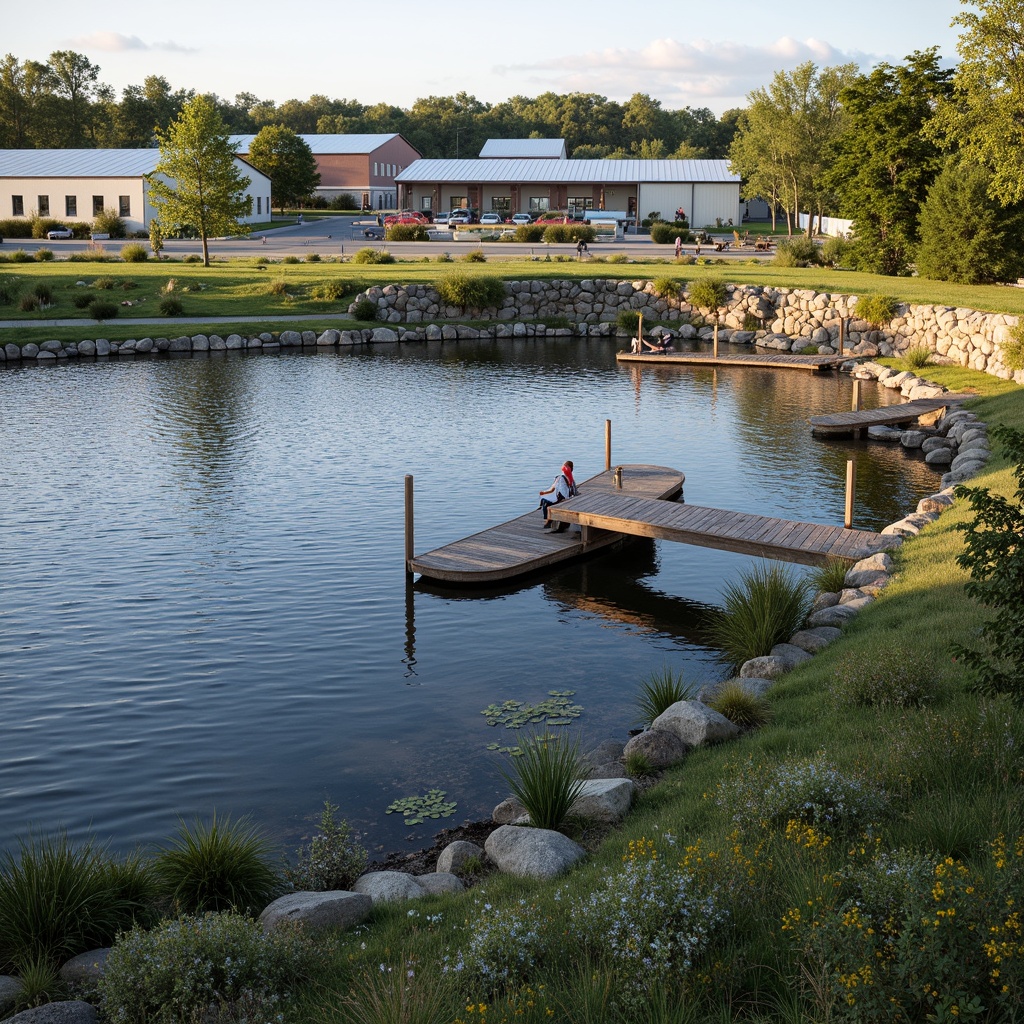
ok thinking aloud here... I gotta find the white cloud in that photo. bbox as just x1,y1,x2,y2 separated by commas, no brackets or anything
71,31,196,54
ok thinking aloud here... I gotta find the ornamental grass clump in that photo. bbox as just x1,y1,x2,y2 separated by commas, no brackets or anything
706,679,773,729
0,832,156,972
706,562,811,670
99,911,319,1024
333,956,455,1024
571,837,727,1007
808,556,851,594
498,733,585,831
635,665,699,726
152,813,279,915
284,800,367,892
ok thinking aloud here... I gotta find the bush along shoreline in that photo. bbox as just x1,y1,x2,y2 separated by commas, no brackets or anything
1,397,1011,1022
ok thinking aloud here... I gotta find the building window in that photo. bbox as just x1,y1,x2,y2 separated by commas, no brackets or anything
38,195,49,216
491,197,511,213
451,195,468,211
92,195,104,216
66,195,77,217
256,196,261,215
421,196,432,211
12,195,24,216
373,161,378,176
528,197,550,212
118,195,130,217
568,196,594,212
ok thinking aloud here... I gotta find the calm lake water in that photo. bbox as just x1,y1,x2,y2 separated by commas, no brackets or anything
0,340,936,859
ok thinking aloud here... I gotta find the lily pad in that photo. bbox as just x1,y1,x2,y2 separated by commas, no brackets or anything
385,788,458,826
480,690,584,730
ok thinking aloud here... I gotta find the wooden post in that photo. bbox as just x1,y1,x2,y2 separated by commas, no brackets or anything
637,312,644,346
852,379,862,412
604,419,612,471
845,460,856,529
404,474,414,576
614,466,622,489
713,321,719,359
838,318,845,356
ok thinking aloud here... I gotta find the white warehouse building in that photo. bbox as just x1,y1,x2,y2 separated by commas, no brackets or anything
0,150,272,235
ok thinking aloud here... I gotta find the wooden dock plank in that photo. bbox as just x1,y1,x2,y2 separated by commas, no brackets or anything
616,351,847,372
809,394,973,435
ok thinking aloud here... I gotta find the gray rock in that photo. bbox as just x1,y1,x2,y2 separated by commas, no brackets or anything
568,778,635,823
484,825,586,879
740,655,788,679
353,871,426,903
844,569,889,589
622,727,689,768
839,596,874,613
436,840,484,874
921,435,956,454
4,343,22,360
788,626,842,653
651,700,740,746
867,425,903,441
279,330,302,347
370,327,399,343
259,890,372,932
769,643,814,669
168,336,192,352
807,604,858,628
705,675,774,699
811,590,840,611
917,492,955,514
584,739,625,766
413,872,464,896
135,337,154,352
4,1003,98,1024
492,796,528,824
900,430,928,449
317,329,340,346
0,977,23,1017
586,760,629,779
76,340,96,356
925,447,954,466
225,334,244,349
191,334,209,351
59,949,109,989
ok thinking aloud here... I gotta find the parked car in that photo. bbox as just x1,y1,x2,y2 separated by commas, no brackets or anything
510,213,533,225
447,209,473,226
46,226,74,239
479,212,503,225
384,211,429,227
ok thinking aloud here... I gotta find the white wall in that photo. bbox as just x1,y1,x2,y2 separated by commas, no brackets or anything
1,176,148,232
691,183,742,229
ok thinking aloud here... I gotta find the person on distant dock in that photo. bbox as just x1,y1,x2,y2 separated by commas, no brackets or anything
539,461,577,530
642,335,674,353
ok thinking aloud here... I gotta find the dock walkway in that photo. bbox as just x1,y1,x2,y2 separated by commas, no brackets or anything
808,394,973,435
548,491,897,566
409,465,683,584
616,351,848,372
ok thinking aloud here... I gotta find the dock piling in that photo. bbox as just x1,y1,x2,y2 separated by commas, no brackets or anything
839,318,845,356
713,322,719,359
605,419,612,471
405,474,414,576
845,460,856,529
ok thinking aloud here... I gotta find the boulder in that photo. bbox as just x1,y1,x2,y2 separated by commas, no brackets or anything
788,626,842,653
811,591,840,611
568,778,635,823
259,890,371,932
436,840,484,874
739,655,788,679
844,569,889,589
584,739,625,767
900,430,929,448
622,727,689,768
484,825,586,879
867,425,903,442
59,949,109,990
353,871,426,903
4,1003,98,1024
651,700,741,746
769,643,813,669
0,977,23,1017
917,492,955,514
925,447,954,466
586,760,629,779
413,872,464,896
807,604,858,628
492,796,528,824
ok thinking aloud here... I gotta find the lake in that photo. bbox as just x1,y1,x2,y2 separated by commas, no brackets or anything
0,340,936,859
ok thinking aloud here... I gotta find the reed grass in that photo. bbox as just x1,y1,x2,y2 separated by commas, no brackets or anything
498,734,586,831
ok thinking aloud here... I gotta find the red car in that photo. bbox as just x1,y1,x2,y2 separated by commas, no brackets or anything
383,211,430,227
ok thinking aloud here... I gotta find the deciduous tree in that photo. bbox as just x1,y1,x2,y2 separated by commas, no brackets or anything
246,125,320,212
148,96,252,267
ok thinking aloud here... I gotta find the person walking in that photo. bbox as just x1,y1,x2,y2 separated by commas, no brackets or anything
674,235,682,258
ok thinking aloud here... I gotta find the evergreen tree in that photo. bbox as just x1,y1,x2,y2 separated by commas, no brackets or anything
148,96,252,267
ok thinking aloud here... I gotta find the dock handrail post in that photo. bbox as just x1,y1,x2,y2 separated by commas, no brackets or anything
713,321,719,359
614,465,622,489
604,419,612,471
404,474,414,576
839,318,845,356
845,459,856,529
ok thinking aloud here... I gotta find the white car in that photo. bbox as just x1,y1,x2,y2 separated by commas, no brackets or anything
511,213,533,225
447,210,473,226
46,227,74,239
479,212,503,225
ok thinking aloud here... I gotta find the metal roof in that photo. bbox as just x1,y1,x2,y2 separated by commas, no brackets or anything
230,133,405,155
479,139,566,159
396,158,739,184
0,149,162,178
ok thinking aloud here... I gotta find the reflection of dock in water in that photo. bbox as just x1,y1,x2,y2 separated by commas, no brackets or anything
409,465,684,585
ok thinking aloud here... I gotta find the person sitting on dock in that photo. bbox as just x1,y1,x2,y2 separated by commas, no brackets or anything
642,335,674,353
539,461,577,530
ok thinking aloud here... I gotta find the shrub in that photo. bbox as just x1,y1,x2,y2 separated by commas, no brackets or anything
68,244,113,263
93,208,126,239
0,833,156,972
310,280,347,302
705,562,811,669
771,245,800,268
830,645,933,710
0,217,33,238
571,837,728,1006
9,249,32,263
280,255,300,264
264,278,289,297
88,299,118,321
351,247,395,264
953,425,1024,703
513,224,545,242
855,293,899,328
18,294,39,312
773,236,820,266
706,680,773,729
652,276,684,299
386,224,428,242
460,248,487,263
650,222,692,244
284,800,367,892
808,556,850,594
903,343,932,369
434,251,453,262
92,276,115,290
329,193,358,210
152,813,280,915
350,296,378,321
0,279,16,305
606,253,629,264
120,242,148,263
435,271,505,309
542,224,596,245
1000,325,1024,371
741,311,762,332
34,247,54,262
158,295,183,316
498,733,585,831
31,282,53,304
182,253,202,263
687,276,727,313
99,911,318,1024
616,309,641,334
819,234,852,269
635,665,699,726
304,251,322,262
73,293,93,309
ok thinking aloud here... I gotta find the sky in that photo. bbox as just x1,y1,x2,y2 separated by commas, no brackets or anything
9,0,967,115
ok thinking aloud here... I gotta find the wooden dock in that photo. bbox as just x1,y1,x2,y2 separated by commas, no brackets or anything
616,351,848,372
547,491,898,566
409,465,684,584
808,394,973,435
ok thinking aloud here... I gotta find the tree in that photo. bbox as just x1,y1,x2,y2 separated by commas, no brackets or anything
148,96,252,267
937,0,1024,205
828,49,952,276
46,50,102,145
246,125,320,212
0,54,49,147
916,158,1024,283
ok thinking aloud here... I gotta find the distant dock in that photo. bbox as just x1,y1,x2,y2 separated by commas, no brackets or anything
616,351,848,372
808,394,974,436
